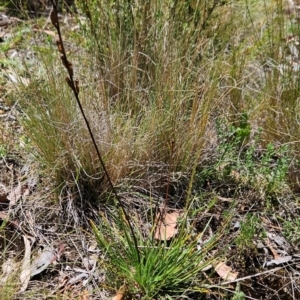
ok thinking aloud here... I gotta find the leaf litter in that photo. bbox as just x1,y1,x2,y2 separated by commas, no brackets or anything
154,210,182,240
7,182,30,206
214,261,238,282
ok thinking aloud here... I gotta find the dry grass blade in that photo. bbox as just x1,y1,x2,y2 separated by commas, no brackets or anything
19,235,32,292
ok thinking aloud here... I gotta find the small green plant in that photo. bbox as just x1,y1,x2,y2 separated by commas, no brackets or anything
244,142,290,196
216,112,252,174
216,115,290,196
258,143,290,193
231,283,245,300
235,214,263,250
282,218,300,244
0,144,7,159
91,209,221,299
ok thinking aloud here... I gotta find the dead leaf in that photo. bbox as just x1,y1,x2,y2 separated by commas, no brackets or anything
30,243,65,277
19,235,32,292
265,238,280,259
154,210,181,240
267,232,287,246
266,255,292,266
30,246,57,277
112,291,125,300
7,183,29,206
215,261,238,282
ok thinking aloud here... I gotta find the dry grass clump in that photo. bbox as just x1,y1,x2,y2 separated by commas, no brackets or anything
10,0,297,213
15,0,231,200
12,0,300,199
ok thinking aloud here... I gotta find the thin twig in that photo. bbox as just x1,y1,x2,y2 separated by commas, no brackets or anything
221,266,283,286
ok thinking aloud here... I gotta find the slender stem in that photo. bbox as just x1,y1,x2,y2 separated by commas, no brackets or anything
50,0,140,264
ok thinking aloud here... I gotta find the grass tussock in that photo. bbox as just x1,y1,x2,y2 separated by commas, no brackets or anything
15,0,298,196
18,0,229,195
91,209,225,299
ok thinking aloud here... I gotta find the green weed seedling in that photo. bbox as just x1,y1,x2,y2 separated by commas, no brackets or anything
282,218,300,244
216,113,290,197
0,144,7,159
260,144,290,194
216,112,251,177
235,214,263,250
231,283,245,300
